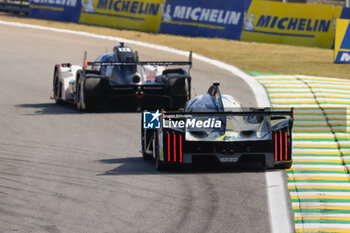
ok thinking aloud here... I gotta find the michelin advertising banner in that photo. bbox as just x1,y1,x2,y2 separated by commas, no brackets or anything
334,19,350,63
29,0,81,22
341,7,350,20
79,0,162,32
241,1,342,48
29,0,350,49
159,0,250,40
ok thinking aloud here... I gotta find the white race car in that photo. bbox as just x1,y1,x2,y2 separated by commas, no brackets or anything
142,83,294,170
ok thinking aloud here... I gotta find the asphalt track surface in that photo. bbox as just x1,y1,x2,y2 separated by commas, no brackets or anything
0,24,273,233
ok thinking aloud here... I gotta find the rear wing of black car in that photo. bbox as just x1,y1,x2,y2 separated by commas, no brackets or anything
82,51,192,75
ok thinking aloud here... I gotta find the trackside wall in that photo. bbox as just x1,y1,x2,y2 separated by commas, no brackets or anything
27,0,350,48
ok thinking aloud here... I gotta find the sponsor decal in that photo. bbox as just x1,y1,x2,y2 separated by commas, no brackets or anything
245,14,331,35
29,0,81,22
143,110,222,129
159,0,246,40
31,0,78,7
94,0,160,16
163,117,222,129
32,0,78,7
79,0,162,32
82,0,94,12
240,1,342,48
340,52,350,62
334,19,350,63
161,3,241,26
143,110,161,129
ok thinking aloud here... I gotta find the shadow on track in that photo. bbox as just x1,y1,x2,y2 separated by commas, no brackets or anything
16,103,79,115
96,157,158,176
96,157,267,176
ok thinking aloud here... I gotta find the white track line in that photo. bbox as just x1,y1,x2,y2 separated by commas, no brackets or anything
266,170,293,233
293,156,343,160
290,192,350,196
0,20,291,233
289,183,350,187
288,173,349,177
291,165,345,169
294,212,350,217
293,202,350,206
289,184,350,188
295,223,350,229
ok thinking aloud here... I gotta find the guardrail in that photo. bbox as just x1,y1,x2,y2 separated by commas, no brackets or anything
0,0,29,14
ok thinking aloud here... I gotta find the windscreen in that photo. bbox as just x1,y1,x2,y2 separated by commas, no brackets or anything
179,94,271,141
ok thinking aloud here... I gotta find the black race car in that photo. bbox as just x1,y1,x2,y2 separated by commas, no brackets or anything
52,42,192,111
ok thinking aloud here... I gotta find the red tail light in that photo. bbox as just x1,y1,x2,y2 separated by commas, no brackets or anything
173,134,176,162
179,134,183,163
164,132,184,164
280,132,282,160
274,130,290,161
136,91,144,98
167,133,170,162
285,131,288,160
274,132,278,161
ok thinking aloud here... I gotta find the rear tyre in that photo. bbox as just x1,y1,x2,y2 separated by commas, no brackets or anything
53,71,62,104
84,78,106,111
76,79,85,111
155,153,165,171
154,132,166,171
141,114,153,160
168,77,189,110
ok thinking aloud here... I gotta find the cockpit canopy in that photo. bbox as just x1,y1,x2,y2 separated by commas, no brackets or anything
186,83,227,113
113,42,136,63
95,43,140,84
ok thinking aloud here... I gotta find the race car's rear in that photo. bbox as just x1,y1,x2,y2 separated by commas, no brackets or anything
82,53,192,111
105,70,191,111
159,110,293,169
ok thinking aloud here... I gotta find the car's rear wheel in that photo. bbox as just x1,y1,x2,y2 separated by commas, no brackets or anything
154,132,166,171
168,77,190,110
141,114,153,160
76,79,85,111
53,71,62,104
155,153,165,171
83,78,107,111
